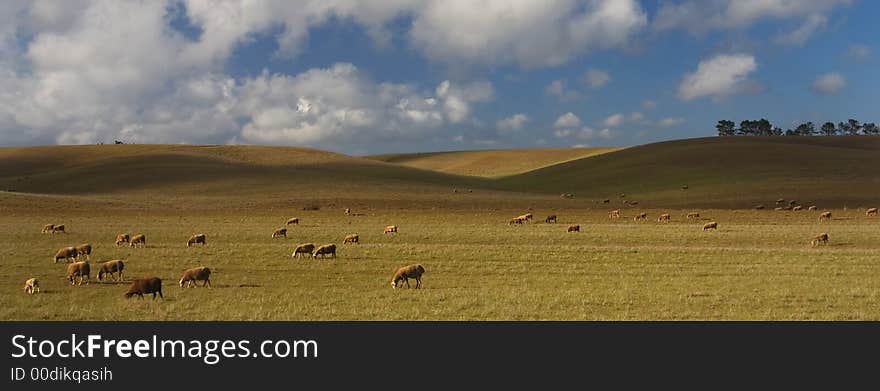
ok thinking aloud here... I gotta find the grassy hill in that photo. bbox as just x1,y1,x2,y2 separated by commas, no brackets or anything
368,147,621,177
498,136,880,208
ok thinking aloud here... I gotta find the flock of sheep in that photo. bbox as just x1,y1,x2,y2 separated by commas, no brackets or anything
24,215,422,299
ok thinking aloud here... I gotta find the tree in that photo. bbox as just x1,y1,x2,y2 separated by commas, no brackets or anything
847,119,862,135
716,120,736,136
784,128,797,136
795,122,815,136
863,123,879,135
772,127,783,136
821,122,836,136
838,121,852,135
756,118,773,136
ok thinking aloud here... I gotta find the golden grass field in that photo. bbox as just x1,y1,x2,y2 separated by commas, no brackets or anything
1,137,879,320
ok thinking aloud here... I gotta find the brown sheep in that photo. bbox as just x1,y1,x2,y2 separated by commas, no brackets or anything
74,243,92,261
792,205,803,211
272,227,287,238
97,259,125,282
124,277,163,299
633,212,647,221
292,243,316,258
657,213,671,223
867,208,878,217
343,234,359,244
286,217,299,225
509,217,524,225
54,246,78,263
52,224,66,234
608,210,620,219
819,212,832,221
312,244,337,258
187,233,206,247
567,225,580,232
67,261,90,285
179,266,212,288
703,221,718,231
384,225,398,235
391,264,425,289
545,215,558,223
130,234,146,247
115,234,130,247
686,212,700,219
24,278,39,294
811,233,829,247
41,224,54,233
807,206,817,211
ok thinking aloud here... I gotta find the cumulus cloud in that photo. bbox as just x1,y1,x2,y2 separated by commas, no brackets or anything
602,113,625,128
658,117,685,127
773,13,826,46
583,68,611,89
847,44,871,60
554,112,582,129
496,114,529,132
678,53,758,101
811,72,846,95
544,79,580,102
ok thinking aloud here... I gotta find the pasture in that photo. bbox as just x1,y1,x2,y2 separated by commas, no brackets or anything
3,201,879,320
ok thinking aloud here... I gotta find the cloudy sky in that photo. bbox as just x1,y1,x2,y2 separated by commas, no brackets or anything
0,0,875,154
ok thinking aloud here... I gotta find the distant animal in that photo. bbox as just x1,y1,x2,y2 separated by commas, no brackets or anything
67,261,90,285
819,212,832,221
179,266,212,288
453,188,458,193
391,264,425,289
187,233,206,246
343,234,359,244
702,221,718,231
774,207,784,211
789,200,798,207
52,224,66,234
545,215,557,223
509,217,525,225
24,278,39,294
792,205,803,211
97,259,125,282
54,247,78,263
286,217,299,225
383,225,398,235
602,199,610,204
124,277,163,300
776,198,785,205
115,234,130,246
681,184,688,190
272,227,287,238
292,243,316,258
567,225,580,232
867,208,878,217
620,193,626,198
41,224,54,234
633,212,647,221
344,208,351,215
686,212,700,219
74,243,92,261
609,210,620,219
657,213,671,223
629,201,639,206
522,213,533,222
312,243,337,258
807,206,817,211
560,193,574,199
130,234,146,247
754,205,765,210
811,233,829,247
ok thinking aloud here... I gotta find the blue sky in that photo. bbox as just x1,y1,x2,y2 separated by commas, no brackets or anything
0,0,875,154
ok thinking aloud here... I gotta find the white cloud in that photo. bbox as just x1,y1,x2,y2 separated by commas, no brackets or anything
496,114,529,132
629,112,647,124
773,13,826,46
603,113,625,128
811,72,846,95
554,112,582,129
847,44,871,60
544,79,580,102
678,53,758,101
658,117,685,127
583,68,611,89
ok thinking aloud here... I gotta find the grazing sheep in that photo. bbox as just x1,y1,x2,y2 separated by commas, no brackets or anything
819,212,832,221
115,234,130,247
124,277,163,299
681,184,689,190
391,264,425,289
286,217,299,225
343,234,359,244
54,247,78,263
620,193,626,198
633,212,647,221
187,233,206,247
52,224,66,234
560,193,574,199
811,233,829,247
292,243,316,258
130,234,146,247
74,243,92,261
807,206,817,211
344,208,351,215
686,212,700,219
776,198,785,205
792,205,803,211
567,224,580,232
523,213,533,222
702,221,718,231
312,243,337,258
179,266,212,288
545,215,558,223
24,278,39,294
609,210,620,219
97,260,125,282
867,208,878,217
509,217,525,225
657,213,671,223
41,224,54,234
67,261,90,285
789,200,798,207
754,205,765,210
384,225,398,235
602,199,610,204
272,227,287,238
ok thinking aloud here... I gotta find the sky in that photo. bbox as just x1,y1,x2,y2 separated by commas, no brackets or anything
0,0,876,155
